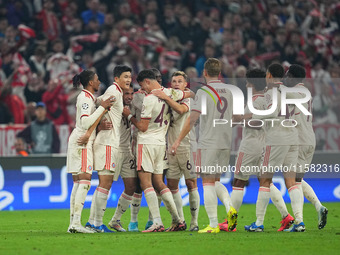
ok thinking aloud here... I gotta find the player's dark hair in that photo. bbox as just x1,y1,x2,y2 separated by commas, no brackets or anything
246,69,266,91
113,65,132,78
136,69,156,83
72,70,95,89
287,64,306,80
284,64,306,87
150,68,161,76
267,63,284,78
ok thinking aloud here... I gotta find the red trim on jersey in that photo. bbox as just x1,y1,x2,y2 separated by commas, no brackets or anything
113,82,123,93
80,114,89,119
235,152,244,174
82,90,95,101
192,109,201,113
105,145,111,170
252,94,264,102
207,80,222,84
267,104,272,109
181,102,189,111
81,149,87,172
141,117,151,120
137,144,143,171
263,146,271,167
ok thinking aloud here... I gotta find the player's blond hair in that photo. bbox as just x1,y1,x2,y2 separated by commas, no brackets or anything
204,58,221,77
171,71,188,82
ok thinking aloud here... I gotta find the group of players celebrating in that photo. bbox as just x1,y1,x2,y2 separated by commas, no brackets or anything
66,57,328,234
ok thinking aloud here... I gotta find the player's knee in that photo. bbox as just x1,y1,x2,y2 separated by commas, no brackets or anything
185,179,196,190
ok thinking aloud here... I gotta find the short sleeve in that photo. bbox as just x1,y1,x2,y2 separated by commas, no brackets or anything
169,88,184,101
180,98,190,110
141,96,154,120
78,96,93,118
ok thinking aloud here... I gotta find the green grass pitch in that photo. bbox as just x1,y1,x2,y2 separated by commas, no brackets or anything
1,203,340,255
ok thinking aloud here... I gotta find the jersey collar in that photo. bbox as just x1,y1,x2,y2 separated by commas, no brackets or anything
82,89,95,101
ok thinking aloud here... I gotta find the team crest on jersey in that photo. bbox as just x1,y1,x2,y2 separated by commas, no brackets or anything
112,163,115,168
88,165,92,170
82,103,89,110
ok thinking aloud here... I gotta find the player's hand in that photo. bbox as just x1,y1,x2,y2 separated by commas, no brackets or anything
170,140,180,156
123,106,131,118
101,96,115,110
98,118,112,131
152,89,168,100
77,133,90,146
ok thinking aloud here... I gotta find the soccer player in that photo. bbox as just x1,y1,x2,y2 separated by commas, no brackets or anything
152,71,200,231
107,86,137,232
284,64,328,229
244,63,304,232
67,70,113,233
89,65,132,233
171,58,238,233
220,68,294,232
123,69,189,232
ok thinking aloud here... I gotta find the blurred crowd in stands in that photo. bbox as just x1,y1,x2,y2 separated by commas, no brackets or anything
1,0,340,133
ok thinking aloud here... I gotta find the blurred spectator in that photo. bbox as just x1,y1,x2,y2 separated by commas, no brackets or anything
36,0,60,41
81,0,105,26
14,137,29,157
42,78,71,125
28,48,47,79
17,102,60,154
0,100,13,124
195,45,215,77
24,73,46,103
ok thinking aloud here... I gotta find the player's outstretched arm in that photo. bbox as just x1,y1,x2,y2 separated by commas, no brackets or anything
170,110,200,155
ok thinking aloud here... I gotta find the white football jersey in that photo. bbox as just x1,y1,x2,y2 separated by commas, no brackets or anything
252,83,298,146
191,80,233,149
119,116,131,152
137,88,184,145
239,94,266,154
289,83,316,146
68,89,104,146
168,97,191,152
94,83,124,148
